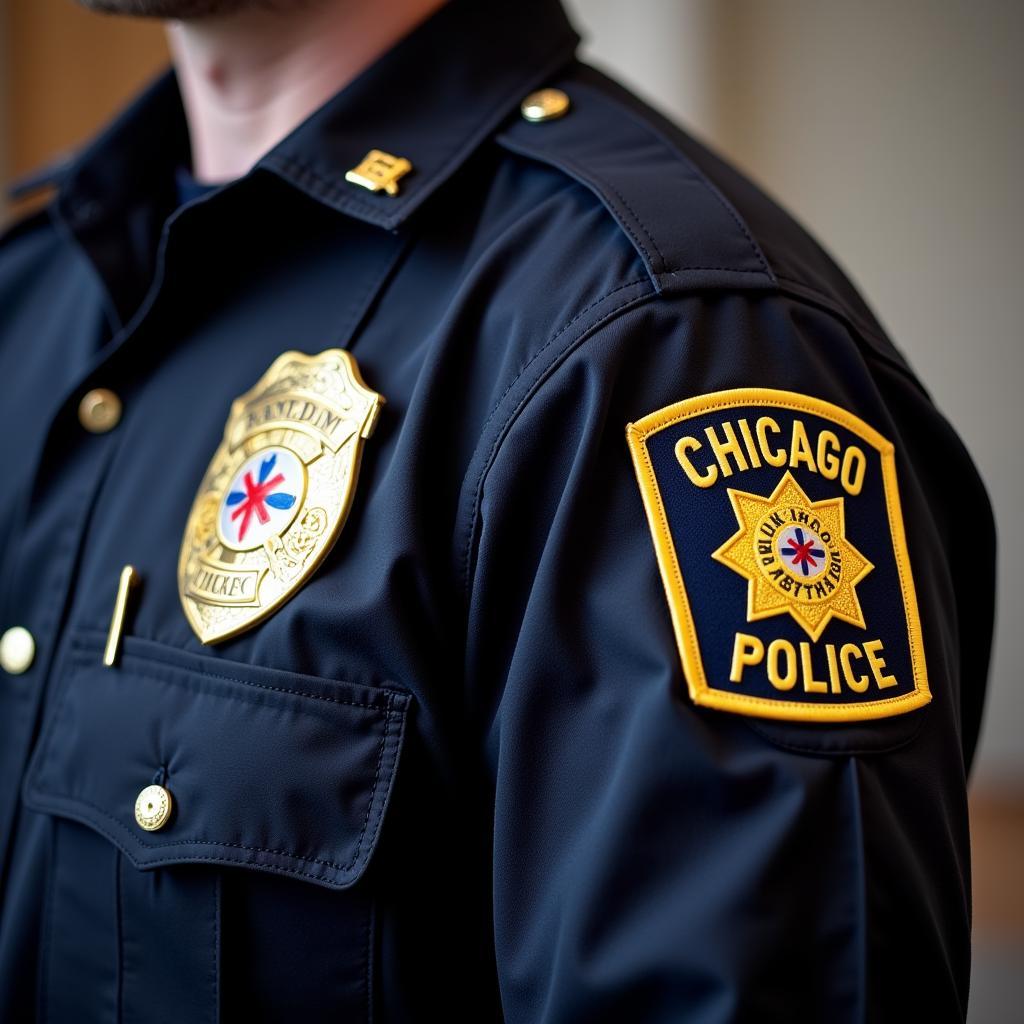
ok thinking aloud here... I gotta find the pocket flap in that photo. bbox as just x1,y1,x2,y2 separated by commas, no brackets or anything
23,632,411,890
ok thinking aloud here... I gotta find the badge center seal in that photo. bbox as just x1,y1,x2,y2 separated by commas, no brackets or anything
178,349,383,644
713,470,873,642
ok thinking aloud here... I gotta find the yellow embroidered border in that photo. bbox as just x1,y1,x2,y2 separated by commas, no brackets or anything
625,387,930,722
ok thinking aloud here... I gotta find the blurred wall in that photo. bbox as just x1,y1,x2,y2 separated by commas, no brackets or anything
0,2,8,221
566,0,1024,788
3,0,167,181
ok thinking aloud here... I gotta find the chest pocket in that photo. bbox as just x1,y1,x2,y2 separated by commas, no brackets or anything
22,629,411,1024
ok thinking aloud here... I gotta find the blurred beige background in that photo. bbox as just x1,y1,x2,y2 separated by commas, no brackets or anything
1,0,1021,1016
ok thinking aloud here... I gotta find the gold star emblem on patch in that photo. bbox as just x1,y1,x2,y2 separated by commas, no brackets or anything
712,471,874,642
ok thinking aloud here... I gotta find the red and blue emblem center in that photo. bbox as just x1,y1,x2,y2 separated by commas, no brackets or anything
218,446,306,551
775,525,828,580
225,454,295,543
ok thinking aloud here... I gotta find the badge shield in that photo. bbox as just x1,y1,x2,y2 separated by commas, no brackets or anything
178,349,383,644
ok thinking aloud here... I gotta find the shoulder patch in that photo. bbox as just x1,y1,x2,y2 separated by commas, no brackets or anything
626,388,929,723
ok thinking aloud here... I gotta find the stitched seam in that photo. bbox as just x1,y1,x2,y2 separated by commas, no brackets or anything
500,138,775,279
461,283,654,597
694,686,922,716
334,228,413,350
602,176,667,272
41,822,361,884
67,641,400,712
475,279,648,441
496,142,774,280
30,653,401,874
658,266,772,275
350,693,392,868
570,80,772,275
66,652,385,721
28,709,399,874
27,643,401,875
72,627,404,699
500,142,662,273
497,125,772,279
546,150,660,273
688,174,770,276
266,156,387,217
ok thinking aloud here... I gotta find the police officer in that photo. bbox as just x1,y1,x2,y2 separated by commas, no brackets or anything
0,0,995,1020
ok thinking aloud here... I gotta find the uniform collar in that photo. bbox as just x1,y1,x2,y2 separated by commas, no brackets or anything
46,0,580,233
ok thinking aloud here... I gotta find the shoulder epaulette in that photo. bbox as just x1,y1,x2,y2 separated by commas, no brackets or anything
495,68,777,296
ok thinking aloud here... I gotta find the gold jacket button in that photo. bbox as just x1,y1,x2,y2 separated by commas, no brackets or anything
0,627,35,674
520,87,571,123
134,784,173,831
78,388,123,433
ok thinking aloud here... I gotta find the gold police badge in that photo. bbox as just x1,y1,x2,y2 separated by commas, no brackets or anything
178,349,383,644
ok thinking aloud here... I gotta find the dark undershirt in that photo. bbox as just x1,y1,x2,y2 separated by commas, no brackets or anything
173,164,223,207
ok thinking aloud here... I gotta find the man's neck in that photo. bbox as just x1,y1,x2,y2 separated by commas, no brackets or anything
165,0,446,184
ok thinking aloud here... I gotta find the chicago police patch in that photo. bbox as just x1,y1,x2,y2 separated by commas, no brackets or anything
626,388,929,722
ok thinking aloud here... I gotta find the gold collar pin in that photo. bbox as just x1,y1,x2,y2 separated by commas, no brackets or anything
345,149,413,196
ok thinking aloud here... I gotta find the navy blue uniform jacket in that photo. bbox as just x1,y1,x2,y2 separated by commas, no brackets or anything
0,0,995,1021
